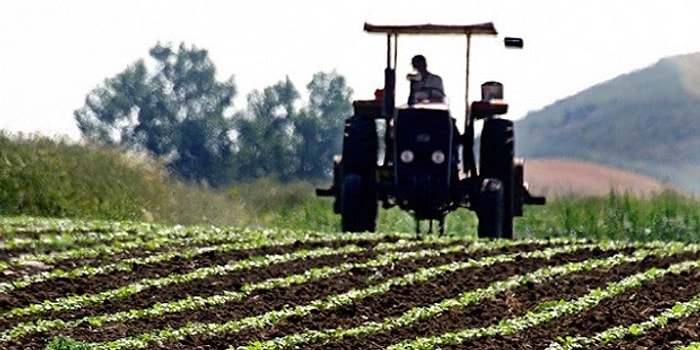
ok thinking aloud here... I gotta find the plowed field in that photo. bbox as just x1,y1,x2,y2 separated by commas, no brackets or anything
1,217,700,349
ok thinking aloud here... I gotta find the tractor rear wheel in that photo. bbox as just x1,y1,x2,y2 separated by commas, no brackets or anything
341,116,377,175
480,118,515,238
339,115,378,233
476,178,504,239
341,174,377,232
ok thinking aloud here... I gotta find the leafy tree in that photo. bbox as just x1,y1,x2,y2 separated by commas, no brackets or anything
75,42,236,186
292,71,352,179
232,71,352,182
76,41,353,185
232,77,300,181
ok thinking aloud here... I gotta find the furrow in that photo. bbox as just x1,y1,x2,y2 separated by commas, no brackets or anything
251,243,698,350
387,254,700,349
83,242,590,349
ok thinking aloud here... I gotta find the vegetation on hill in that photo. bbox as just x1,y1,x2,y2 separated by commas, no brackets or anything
0,132,244,225
515,52,700,192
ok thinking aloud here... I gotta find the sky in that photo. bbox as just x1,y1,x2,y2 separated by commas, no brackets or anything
1,0,699,140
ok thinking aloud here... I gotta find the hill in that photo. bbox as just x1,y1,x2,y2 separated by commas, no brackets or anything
515,51,700,193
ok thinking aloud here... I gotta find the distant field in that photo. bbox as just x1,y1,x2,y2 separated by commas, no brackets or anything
524,158,669,197
2,217,700,349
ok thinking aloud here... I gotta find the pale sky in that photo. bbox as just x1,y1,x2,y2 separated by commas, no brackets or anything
1,0,699,140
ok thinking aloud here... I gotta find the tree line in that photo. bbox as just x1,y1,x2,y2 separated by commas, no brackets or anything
75,42,351,188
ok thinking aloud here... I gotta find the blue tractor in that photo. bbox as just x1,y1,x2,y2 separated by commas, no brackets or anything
317,22,545,238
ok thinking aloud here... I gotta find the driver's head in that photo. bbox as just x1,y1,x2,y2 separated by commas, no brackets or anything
411,55,427,71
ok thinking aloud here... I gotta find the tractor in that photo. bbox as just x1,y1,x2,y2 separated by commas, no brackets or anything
316,22,545,238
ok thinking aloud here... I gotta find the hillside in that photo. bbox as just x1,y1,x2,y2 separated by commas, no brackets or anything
0,132,249,226
515,51,700,193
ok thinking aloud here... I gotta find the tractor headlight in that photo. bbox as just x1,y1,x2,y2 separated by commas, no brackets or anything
400,150,414,163
431,150,446,164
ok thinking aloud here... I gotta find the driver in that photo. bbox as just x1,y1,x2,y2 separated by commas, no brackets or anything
407,55,445,105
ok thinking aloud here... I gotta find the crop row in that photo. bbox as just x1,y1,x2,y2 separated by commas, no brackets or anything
71,243,590,349
387,256,700,349
245,243,696,350
0,216,367,253
0,231,446,293
0,217,602,256
546,288,700,349
91,241,700,349
0,223,431,274
0,238,534,342
0,217,162,251
0,216,145,236
5,217,700,349
3,243,374,320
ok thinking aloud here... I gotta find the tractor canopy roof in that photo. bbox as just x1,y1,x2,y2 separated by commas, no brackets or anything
363,22,497,36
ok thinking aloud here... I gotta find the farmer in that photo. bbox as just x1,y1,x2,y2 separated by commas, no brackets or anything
407,54,445,105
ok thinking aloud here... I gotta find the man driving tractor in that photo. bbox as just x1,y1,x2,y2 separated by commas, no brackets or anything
407,54,446,105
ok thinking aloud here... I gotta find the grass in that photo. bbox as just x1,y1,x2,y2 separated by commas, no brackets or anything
520,189,700,243
0,132,245,226
275,189,700,243
1,131,699,242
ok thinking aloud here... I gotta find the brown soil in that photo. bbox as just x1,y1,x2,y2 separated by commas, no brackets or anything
523,158,669,197
4,236,700,350
13,242,553,348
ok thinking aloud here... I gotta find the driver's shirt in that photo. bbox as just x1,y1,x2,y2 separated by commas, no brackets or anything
410,72,445,104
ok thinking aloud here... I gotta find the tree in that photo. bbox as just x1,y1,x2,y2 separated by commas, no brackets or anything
231,71,352,182
292,71,352,179
232,77,300,181
76,43,353,184
75,42,236,186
